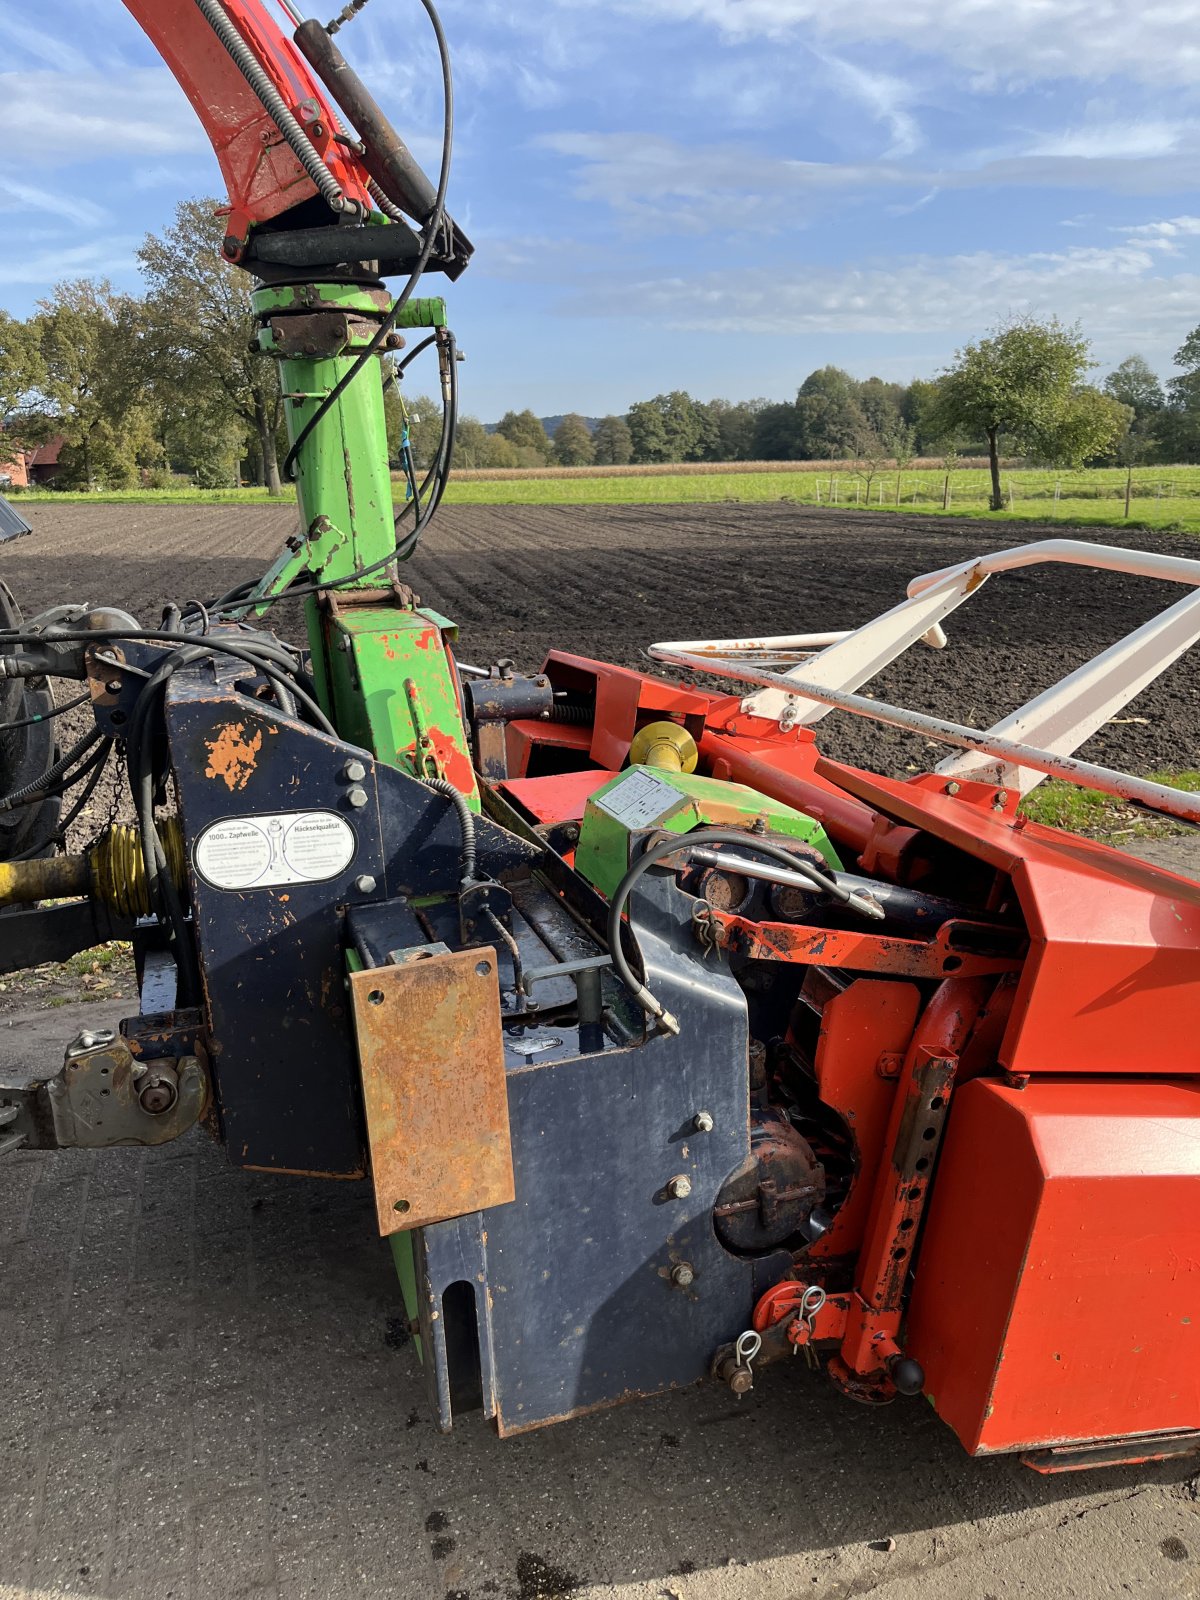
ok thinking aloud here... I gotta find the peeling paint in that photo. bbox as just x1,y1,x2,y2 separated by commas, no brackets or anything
205,722,263,791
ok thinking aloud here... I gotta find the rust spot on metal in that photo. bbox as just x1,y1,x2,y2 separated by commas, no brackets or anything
349,948,514,1236
204,722,263,791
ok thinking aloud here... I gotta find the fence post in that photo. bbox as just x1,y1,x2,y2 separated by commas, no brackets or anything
1054,479,1061,509
1007,481,1014,511
832,476,838,504
815,478,821,504
1125,466,1132,519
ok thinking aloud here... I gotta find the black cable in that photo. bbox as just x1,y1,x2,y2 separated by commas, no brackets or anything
10,738,115,861
422,776,476,884
0,725,105,813
0,687,91,732
606,827,876,1034
280,0,454,483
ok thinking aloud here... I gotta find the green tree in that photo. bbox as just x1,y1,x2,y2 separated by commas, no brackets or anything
794,367,866,460
1104,355,1164,420
934,317,1103,510
751,401,802,460
592,414,633,465
902,377,945,451
626,399,670,463
859,376,904,437
495,409,549,461
138,199,284,493
552,413,595,466
34,280,158,489
709,398,765,461
0,312,44,452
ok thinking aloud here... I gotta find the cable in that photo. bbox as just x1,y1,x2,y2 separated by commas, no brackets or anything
606,827,881,1035
0,725,105,814
422,776,476,884
280,0,454,483
0,688,90,732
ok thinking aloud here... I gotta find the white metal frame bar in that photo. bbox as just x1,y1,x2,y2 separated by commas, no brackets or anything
648,539,1200,815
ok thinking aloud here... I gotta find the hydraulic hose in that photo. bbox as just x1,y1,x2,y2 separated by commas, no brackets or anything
607,827,883,1036
0,724,105,814
423,777,476,886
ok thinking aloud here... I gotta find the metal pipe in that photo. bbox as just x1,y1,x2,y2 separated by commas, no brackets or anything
908,539,1200,600
654,647,1200,825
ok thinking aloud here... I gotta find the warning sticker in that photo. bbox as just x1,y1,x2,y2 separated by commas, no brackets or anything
193,810,356,891
592,768,683,830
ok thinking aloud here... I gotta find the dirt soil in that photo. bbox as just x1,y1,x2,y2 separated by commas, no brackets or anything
10,499,1199,781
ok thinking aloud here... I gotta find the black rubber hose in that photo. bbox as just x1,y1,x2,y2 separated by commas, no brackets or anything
606,827,876,1035
0,724,104,813
423,776,476,885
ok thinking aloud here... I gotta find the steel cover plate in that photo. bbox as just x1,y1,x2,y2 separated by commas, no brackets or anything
350,947,514,1235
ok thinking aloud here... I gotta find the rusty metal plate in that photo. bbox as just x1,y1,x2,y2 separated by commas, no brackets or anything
350,947,514,1235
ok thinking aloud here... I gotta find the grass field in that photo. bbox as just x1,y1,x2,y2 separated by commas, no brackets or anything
12,461,1200,534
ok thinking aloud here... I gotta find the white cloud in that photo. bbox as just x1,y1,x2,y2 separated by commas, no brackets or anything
539,129,1200,242
0,69,207,167
576,0,1200,88
556,241,1200,361
1030,122,1190,161
813,52,923,158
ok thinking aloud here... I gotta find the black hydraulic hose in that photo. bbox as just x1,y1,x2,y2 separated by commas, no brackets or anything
606,827,881,1035
423,776,475,885
192,0,354,217
0,724,104,813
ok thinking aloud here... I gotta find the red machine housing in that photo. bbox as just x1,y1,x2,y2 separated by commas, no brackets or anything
907,1078,1200,1459
499,650,1200,1464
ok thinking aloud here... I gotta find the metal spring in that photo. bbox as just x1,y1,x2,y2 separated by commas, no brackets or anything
192,0,356,218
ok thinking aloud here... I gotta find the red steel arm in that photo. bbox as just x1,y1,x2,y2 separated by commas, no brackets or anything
121,0,374,248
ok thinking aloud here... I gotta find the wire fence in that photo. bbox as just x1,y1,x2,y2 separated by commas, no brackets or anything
782,466,1200,515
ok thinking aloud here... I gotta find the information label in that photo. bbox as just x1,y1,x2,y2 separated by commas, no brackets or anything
592,768,682,830
193,810,356,891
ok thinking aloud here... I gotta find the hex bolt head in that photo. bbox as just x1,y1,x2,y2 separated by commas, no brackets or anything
354,874,377,894
670,1262,695,1288
693,1110,714,1133
945,781,961,796
347,787,368,809
342,758,367,782
666,1174,692,1200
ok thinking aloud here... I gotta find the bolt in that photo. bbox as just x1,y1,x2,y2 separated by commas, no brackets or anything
342,758,367,782
106,678,122,694
995,789,1009,807
138,1077,176,1115
666,1174,692,1200
347,787,368,808
945,781,961,796
693,1110,714,1133
354,874,377,894
727,1367,753,1396
79,1032,95,1050
670,1263,695,1289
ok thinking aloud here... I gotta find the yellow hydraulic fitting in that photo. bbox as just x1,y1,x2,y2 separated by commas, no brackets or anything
629,720,699,773
0,817,186,916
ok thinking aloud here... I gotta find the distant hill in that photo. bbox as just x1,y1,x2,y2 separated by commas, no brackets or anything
485,416,602,437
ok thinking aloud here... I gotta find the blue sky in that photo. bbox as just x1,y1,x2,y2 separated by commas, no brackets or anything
4,0,1200,416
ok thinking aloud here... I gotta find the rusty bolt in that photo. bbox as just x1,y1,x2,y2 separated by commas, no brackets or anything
347,787,368,809
666,1174,692,1200
342,758,367,782
693,1110,714,1133
945,781,961,796
727,1367,753,1396
670,1263,695,1288
354,874,377,894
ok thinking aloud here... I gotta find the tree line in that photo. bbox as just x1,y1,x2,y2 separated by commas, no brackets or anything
1,198,1198,502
